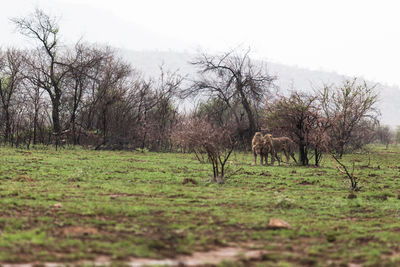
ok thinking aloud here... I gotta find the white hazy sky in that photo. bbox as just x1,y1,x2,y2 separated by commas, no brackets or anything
2,0,400,86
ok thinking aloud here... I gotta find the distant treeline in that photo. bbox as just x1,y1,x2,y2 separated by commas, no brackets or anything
0,9,389,160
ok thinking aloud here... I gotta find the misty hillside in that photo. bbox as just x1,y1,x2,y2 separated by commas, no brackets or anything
118,49,400,128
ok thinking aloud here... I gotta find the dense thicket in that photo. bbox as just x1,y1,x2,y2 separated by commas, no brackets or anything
0,9,183,150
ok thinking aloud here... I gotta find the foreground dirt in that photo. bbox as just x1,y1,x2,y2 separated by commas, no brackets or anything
1,244,266,266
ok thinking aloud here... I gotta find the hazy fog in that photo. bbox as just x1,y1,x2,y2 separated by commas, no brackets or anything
2,1,400,85
1,0,400,126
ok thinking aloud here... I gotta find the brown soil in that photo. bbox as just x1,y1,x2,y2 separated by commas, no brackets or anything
0,244,267,267
60,226,99,237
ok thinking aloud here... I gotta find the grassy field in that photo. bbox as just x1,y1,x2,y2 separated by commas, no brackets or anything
0,145,399,266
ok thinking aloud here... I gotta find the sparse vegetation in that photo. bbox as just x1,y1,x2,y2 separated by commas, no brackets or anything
375,125,393,149
0,145,399,266
172,117,236,183
1,7,399,267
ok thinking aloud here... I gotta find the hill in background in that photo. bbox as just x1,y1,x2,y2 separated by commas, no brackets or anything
118,49,400,128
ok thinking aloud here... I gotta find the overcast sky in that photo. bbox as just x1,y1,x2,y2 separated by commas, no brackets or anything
2,0,400,86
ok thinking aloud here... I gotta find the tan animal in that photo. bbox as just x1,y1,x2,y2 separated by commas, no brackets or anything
264,134,297,165
252,132,265,165
261,134,276,165
252,132,278,166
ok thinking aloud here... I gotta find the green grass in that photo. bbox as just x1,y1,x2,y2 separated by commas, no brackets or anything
0,145,399,266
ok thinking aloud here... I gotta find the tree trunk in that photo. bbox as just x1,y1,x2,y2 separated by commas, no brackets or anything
337,139,345,158
52,98,61,149
33,107,38,145
238,88,256,137
4,109,11,143
70,113,77,145
102,107,107,145
299,141,309,166
315,148,321,166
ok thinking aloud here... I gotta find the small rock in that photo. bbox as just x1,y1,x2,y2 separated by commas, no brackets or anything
268,218,291,229
110,195,118,199
53,203,62,209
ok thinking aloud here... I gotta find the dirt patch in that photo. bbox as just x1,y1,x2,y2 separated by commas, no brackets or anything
182,178,198,185
60,226,99,237
383,250,400,262
16,150,32,155
0,245,267,267
355,235,377,244
348,192,357,199
177,246,265,266
297,179,316,185
168,194,186,199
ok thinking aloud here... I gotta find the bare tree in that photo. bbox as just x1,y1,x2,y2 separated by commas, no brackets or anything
394,126,400,145
320,79,379,157
21,51,52,145
142,67,183,150
12,9,70,147
64,43,106,144
182,49,276,142
266,92,320,166
99,66,183,151
172,117,236,183
375,125,393,149
24,83,46,145
331,153,361,191
0,48,24,144
81,49,132,149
